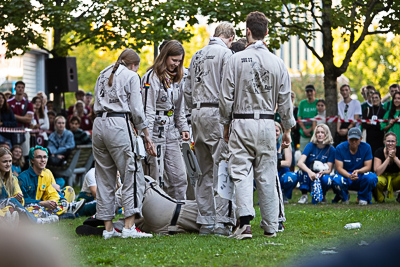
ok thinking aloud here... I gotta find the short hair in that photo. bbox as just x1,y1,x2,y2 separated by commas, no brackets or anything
29,145,48,161
310,123,334,145
340,84,351,91
389,83,400,90
54,115,66,124
214,22,235,39
372,91,381,99
246,11,269,40
47,110,56,117
366,85,376,92
230,42,245,53
316,99,326,105
75,89,86,97
15,81,25,87
69,115,81,124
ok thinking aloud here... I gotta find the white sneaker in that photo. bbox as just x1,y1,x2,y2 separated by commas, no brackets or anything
103,228,122,240
121,225,153,238
69,199,86,214
38,215,59,224
359,200,368,206
298,195,308,204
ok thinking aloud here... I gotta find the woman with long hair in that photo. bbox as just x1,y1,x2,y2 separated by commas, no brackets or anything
31,95,49,146
141,40,190,200
297,124,336,204
93,48,156,239
381,91,400,137
11,145,25,177
373,132,400,203
0,92,17,147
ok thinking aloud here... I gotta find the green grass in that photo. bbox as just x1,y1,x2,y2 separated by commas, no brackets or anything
54,190,400,267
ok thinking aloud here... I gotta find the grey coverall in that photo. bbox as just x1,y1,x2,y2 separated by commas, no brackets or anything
141,70,189,200
184,37,236,226
93,64,148,221
219,41,295,234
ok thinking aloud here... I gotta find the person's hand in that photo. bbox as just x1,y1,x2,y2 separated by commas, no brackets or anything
144,135,156,156
12,171,19,177
13,193,23,203
350,170,359,181
56,154,65,159
389,119,396,126
388,149,396,159
223,125,230,143
39,200,58,210
282,130,292,148
182,131,190,141
308,171,317,181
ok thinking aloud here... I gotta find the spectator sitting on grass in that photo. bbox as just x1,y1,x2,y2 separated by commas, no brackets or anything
332,127,378,205
373,132,400,203
69,116,92,146
297,123,335,204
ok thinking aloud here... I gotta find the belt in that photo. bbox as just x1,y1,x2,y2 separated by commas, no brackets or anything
96,112,126,118
168,203,182,235
196,102,219,108
233,113,274,120
156,110,174,117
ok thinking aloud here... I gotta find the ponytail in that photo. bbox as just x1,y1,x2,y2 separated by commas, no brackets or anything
108,49,140,87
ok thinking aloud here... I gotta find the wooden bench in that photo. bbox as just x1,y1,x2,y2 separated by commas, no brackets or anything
47,145,94,186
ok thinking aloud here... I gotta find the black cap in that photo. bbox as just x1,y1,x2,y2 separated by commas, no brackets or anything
305,85,315,91
85,92,93,96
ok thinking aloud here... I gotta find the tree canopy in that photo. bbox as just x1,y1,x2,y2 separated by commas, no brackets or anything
0,0,198,58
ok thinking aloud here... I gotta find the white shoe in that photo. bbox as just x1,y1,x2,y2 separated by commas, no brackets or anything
298,195,308,204
103,228,122,240
121,225,152,238
69,199,86,214
38,215,59,224
359,200,368,206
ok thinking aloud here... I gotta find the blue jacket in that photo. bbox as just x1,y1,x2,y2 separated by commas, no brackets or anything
47,129,75,154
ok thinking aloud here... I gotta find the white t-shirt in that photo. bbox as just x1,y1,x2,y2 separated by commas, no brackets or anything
338,99,362,121
81,168,96,193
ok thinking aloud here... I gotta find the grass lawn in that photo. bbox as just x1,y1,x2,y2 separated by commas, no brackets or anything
53,190,400,267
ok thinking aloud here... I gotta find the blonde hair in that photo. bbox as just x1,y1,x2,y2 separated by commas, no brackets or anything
108,48,140,87
214,22,235,39
0,148,15,197
149,40,185,83
310,123,334,145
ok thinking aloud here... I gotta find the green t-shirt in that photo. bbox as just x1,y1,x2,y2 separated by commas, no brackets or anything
297,99,318,137
381,110,400,138
383,101,392,111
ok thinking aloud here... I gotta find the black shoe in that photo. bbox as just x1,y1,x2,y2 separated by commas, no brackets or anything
83,217,105,227
76,225,105,236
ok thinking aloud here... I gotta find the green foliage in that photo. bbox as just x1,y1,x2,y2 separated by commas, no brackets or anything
345,34,400,95
0,0,199,58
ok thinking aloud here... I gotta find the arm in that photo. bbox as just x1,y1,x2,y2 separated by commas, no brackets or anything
280,147,292,168
89,186,97,198
277,67,296,131
173,83,190,136
352,160,372,176
335,159,351,179
2,111,18,127
11,176,24,205
297,154,317,181
184,61,194,111
14,113,33,124
374,156,389,176
142,72,159,133
349,114,359,128
40,113,50,130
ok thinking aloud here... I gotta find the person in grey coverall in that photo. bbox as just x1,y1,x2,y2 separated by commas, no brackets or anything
219,11,295,240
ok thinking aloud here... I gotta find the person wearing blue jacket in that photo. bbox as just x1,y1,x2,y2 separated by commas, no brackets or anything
47,116,75,166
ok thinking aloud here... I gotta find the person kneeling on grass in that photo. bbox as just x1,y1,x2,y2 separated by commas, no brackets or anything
373,132,400,203
297,124,335,204
332,128,378,205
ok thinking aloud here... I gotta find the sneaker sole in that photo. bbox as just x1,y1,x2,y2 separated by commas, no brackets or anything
231,234,252,240
264,233,277,238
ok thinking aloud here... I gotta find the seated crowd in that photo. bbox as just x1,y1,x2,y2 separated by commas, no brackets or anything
0,81,94,226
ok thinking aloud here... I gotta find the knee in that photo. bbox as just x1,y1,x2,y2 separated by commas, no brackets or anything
364,172,378,185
